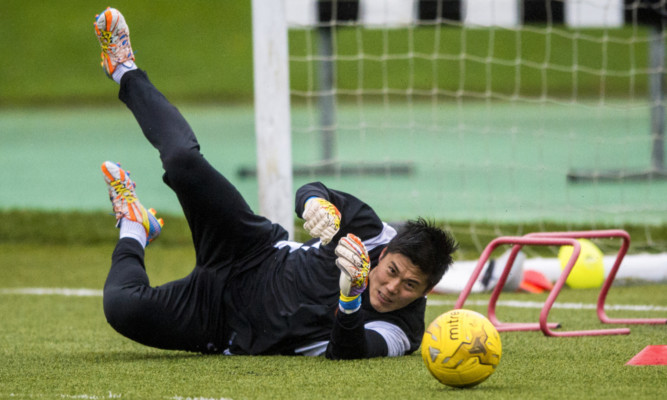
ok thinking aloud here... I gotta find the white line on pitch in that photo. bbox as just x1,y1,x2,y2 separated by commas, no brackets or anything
1,287,665,312
2,393,122,399
0,287,103,296
1,394,231,400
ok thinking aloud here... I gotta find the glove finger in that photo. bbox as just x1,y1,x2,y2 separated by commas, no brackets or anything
303,203,325,230
335,245,362,268
346,233,365,249
314,217,334,234
306,217,329,236
302,205,315,221
343,234,365,251
308,223,324,238
335,257,357,279
303,212,324,232
303,219,315,232
313,224,334,244
321,226,338,242
339,237,357,253
344,235,369,266
340,237,365,260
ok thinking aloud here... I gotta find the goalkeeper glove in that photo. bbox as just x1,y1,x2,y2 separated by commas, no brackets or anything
335,233,370,314
303,197,341,245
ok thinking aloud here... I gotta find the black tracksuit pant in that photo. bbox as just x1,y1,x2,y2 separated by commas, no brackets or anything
102,69,288,353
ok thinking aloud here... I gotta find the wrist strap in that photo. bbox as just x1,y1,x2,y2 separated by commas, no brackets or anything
339,292,361,314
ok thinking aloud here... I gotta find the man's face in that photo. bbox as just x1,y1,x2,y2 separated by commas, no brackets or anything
367,249,430,313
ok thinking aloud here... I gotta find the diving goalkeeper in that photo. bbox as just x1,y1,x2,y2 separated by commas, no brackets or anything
95,7,458,359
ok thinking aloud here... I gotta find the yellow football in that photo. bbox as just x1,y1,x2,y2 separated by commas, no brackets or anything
421,309,502,388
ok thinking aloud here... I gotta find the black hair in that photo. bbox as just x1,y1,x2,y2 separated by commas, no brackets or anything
385,218,458,290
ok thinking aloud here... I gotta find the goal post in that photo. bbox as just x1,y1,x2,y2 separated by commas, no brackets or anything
251,0,294,237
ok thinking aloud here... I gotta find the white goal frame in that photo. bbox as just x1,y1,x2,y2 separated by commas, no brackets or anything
252,0,294,237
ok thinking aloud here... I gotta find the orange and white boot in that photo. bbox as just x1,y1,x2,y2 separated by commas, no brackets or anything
94,7,136,81
101,161,163,246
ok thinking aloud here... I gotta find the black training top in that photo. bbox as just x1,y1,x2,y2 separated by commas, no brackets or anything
222,182,426,357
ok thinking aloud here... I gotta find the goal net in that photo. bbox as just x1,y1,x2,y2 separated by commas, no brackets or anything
278,0,667,255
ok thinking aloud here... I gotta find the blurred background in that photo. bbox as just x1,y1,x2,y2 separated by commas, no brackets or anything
1,1,257,215
3,1,667,256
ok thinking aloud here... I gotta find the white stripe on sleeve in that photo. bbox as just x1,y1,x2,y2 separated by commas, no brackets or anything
362,222,397,252
364,320,410,357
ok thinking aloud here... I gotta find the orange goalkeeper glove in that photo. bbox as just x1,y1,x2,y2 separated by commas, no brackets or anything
335,233,370,314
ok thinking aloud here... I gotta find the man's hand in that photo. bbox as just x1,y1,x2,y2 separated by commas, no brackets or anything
335,234,370,313
303,197,341,245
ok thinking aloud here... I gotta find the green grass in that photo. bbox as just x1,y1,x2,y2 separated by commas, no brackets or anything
1,279,665,399
0,1,655,106
1,212,666,399
1,0,254,106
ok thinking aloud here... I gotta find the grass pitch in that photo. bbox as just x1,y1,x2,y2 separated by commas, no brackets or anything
0,213,665,399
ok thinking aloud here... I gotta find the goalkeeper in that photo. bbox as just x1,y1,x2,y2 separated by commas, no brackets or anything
96,7,458,359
